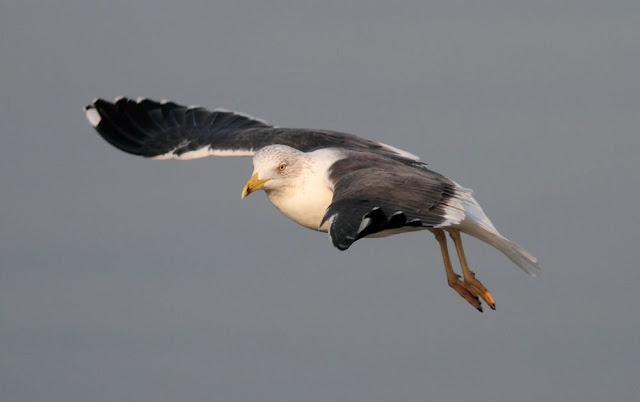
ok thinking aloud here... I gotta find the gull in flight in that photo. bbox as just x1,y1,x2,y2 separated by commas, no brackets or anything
85,97,540,311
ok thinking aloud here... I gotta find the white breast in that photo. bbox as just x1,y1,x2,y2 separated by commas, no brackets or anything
267,179,334,230
266,149,343,231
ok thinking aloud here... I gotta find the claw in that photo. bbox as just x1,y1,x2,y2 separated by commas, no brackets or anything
448,275,483,312
464,273,496,310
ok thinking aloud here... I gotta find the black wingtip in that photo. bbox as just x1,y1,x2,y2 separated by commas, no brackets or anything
85,96,274,159
84,97,151,155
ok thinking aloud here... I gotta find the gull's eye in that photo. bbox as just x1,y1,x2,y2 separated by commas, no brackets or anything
278,163,288,173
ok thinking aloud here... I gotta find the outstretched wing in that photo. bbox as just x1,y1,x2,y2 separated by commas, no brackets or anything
85,97,420,162
320,153,470,250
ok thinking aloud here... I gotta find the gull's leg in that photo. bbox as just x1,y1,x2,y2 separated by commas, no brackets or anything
449,229,496,310
432,229,482,312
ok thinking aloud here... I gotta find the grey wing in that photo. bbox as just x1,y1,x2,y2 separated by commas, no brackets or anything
85,97,420,161
320,153,469,250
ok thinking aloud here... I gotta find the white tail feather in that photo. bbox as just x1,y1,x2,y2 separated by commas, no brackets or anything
473,230,541,276
455,191,541,276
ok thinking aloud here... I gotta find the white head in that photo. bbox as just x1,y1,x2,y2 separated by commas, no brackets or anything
241,145,308,198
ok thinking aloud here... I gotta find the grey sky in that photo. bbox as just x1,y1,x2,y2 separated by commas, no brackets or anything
1,1,639,401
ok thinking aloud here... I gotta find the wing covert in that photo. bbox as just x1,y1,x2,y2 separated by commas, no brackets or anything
320,153,469,250
85,97,422,162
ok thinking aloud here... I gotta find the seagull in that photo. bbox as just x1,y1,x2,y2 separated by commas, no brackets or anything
85,97,540,312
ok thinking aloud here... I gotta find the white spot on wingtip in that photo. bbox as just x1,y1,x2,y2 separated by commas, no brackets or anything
114,96,125,102
160,99,170,104
357,217,372,234
85,108,101,127
136,97,146,103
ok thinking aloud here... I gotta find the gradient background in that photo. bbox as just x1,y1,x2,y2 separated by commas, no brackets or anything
1,1,639,401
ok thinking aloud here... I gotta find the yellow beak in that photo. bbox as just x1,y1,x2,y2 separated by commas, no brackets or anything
241,173,270,199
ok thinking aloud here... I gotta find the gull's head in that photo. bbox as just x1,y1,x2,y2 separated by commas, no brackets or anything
241,145,307,198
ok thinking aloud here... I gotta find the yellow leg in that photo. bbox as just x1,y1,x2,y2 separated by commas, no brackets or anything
449,229,496,310
432,229,482,312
